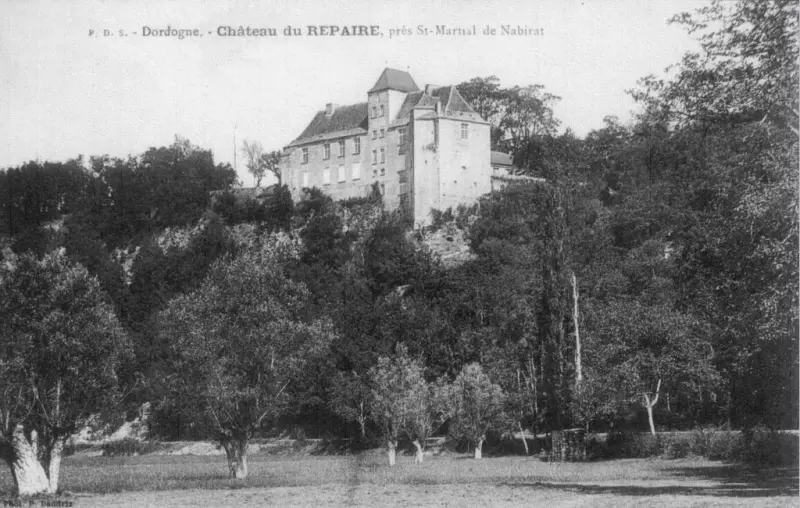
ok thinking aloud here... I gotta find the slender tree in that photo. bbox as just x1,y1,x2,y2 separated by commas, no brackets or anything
446,363,506,459
368,345,448,465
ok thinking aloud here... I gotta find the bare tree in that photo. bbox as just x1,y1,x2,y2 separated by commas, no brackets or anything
241,140,265,187
241,140,283,187
260,150,283,186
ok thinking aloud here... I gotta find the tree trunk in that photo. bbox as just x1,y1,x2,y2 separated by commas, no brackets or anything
572,272,582,387
387,440,397,466
45,439,63,494
643,379,661,437
9,425,50,496
646,404,656,437
519,422,529,456
358,402,366,439
221,438,249,479
474,438,484,459
412,439,424,464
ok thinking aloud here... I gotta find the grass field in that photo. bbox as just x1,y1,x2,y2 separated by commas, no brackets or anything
0,452,796,507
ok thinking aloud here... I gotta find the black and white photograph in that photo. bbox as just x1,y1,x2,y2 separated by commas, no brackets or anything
0,0,797,506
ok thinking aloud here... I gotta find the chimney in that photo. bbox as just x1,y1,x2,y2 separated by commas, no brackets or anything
424,84,439,95
325,103,338,117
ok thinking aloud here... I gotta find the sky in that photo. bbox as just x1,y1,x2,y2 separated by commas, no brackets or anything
1,0,708,186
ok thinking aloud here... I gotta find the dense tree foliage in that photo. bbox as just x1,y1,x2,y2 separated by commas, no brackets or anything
0,2,794,480
157,247,335,478
445,364,506,459
368,345,449,465
0,251,131,495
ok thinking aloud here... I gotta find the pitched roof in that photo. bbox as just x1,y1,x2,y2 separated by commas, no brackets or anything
368,68,420,93
389,85,485,127
287,103,368,147
287,72,488,147
442,87,475,115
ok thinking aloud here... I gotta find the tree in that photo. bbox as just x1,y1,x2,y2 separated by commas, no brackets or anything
456,77,561,154
241,140,283,187
446,363,506,459
241,139,266,187
0,250,131,495
158,247,335,478
329,371,371,441
456,76,507,148
500,85,561,159
627,0,799,428
261,150,283,186
583,300,718,435
87,137,236,248
368,345,447,465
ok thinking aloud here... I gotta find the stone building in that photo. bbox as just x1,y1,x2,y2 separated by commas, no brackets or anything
280,68,493,224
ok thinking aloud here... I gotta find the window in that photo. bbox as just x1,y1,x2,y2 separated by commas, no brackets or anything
371,106,377,118
398,170,407,183
380,183,385,195
380,148,385,163
380,104,385,117
461,123,469,139
301,147,308,164
379,129,384,139
323,168,331,185
372,149,377,165
372,130,377,140
353,137,361,155
338,165,345,182
398,128,406,155
323,143,330,160
338,140,345,158
380,167,385,176
352,163,361,180
302,171,309,187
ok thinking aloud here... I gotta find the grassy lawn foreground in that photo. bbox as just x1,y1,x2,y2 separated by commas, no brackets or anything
0,453,795,507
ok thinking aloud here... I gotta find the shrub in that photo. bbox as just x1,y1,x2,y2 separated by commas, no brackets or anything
212,191,269,225
664,437,692,459
603,431,661,458
741,426,798,466
690,426,742,461
706,431,743,461
62,442,93,457
429,208,455,232
102,438,164,457
631,433,662,457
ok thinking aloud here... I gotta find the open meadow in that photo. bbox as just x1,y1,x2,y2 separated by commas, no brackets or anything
0,452,795,507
